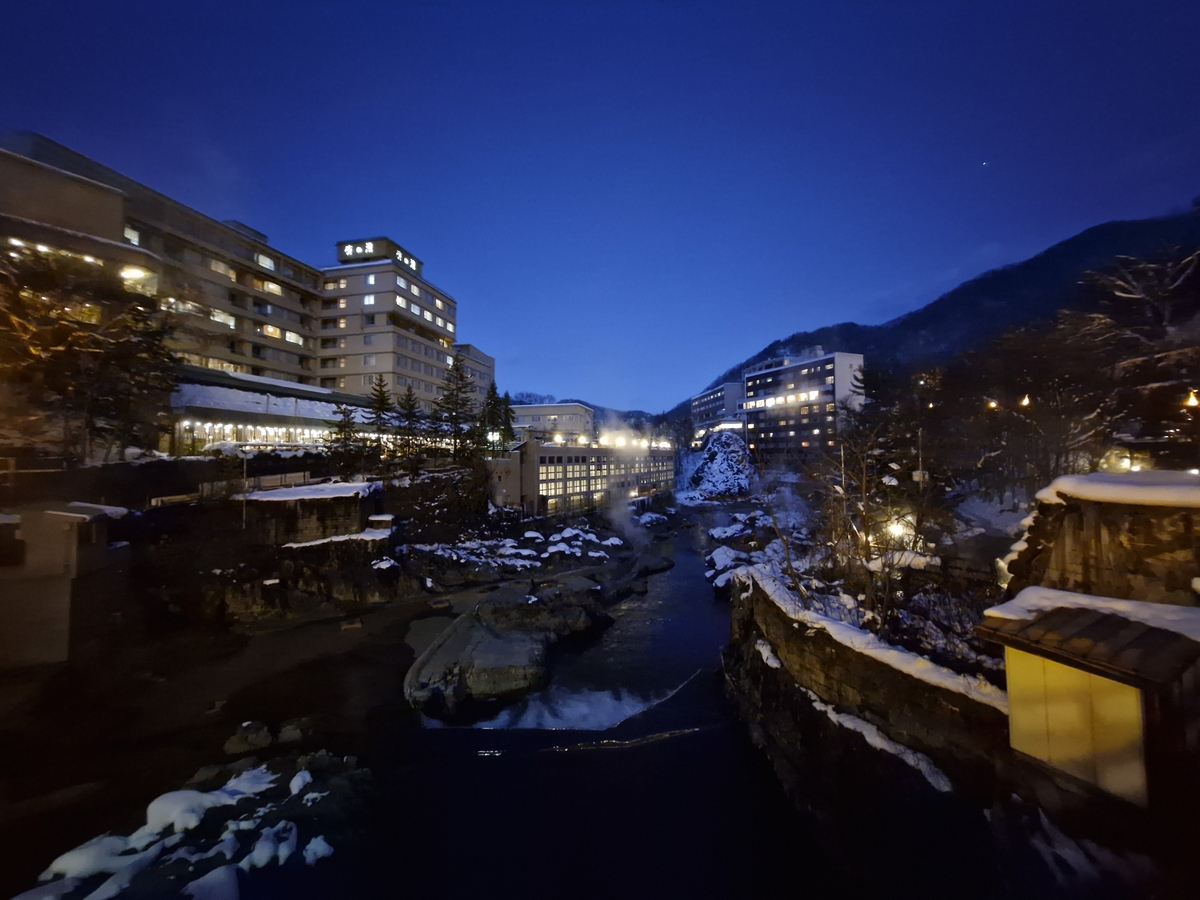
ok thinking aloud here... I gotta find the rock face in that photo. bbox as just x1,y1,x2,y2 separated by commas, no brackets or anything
403,577,611,716
687,432,752,498
224,721,273,755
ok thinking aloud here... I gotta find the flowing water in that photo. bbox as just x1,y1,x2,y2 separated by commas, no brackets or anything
343,523,841,899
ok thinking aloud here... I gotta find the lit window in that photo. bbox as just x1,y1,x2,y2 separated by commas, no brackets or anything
124,226,140,246
424,310,433,321
447,322,455,333
411,284,419,296
395,296,407,309
285,330,303,345
363,354,376,366
435,316,444,327
337,357,347,368
412,304,422,317
825,376,834,384
435,298,444,310
338,377,346,388
396,276,407,289
210,259,236,280
210,310,236,329
262,324,282,339
366,273,375,285
323,281,338,290
364,294,375,305
256,254,275,271
338,317,347,329
256,279,282,296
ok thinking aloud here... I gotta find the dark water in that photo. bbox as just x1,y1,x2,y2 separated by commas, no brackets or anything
346,525,842,899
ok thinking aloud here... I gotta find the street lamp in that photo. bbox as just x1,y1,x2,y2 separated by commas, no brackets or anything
1020,394,1031,407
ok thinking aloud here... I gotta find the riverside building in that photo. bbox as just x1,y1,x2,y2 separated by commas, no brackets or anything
317,238,494,408
510,402,595,444
690,382,745,445
0,132,498,442
487,437,674,515
739,348,863,457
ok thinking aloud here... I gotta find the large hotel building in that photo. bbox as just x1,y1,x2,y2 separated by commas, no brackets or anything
689,347,864,458
0,133,495,447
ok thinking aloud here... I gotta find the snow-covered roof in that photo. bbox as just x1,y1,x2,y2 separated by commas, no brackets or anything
173,383,366,423
1035,471,1200,508
240,481,381,501
986,585,1200,643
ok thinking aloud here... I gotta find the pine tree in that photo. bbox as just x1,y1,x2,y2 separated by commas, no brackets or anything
395,383,427,474
324,404,366,480
366,374,396,472
480,381,504,452
499,390,517,443
432,354,479,464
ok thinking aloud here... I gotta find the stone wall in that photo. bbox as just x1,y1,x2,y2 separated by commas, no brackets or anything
1007,500,1199,606
728,574,1160,853
247,496,368,546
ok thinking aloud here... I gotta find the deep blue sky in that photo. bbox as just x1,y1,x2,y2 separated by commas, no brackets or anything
4,1,1199,411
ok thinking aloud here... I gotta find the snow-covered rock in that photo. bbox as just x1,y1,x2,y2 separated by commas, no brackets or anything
683,432,753,499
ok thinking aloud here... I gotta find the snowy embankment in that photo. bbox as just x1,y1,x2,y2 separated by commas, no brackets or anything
734,565,1008,713
988,585,1200,642
239,481,381,502
21,755,359,900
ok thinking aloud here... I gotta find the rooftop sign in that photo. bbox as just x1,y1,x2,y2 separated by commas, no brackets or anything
336,237,423,276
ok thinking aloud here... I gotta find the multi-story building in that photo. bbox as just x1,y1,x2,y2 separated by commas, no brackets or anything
690,382,745,444
453,344,496,400
487,438,675,515
1,133,325,385
1,133,499,440
740,348,863,457
317,237,473,408
510,402,595,444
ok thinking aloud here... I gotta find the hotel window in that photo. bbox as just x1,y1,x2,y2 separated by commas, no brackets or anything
435,298,444,310
395,296,407,309
261,324,282,339
363,354,376,367
363,314,376,326
255,279,282,296
337,357,347,368
210,309,236,329
338,317,347,329
256,254,276,271
363,334,375,346
323,280,338,291
366,274,375,285
210,259,236,280
395,356,407,369
338,377,346,388
411,284,420,296
447,322,456,333
435,316,444,327
412,304,422,317
362,374,374,386
396,276,407,288
423,310,433,321
364,294,376,305
285,330,304,345
124,226,140,246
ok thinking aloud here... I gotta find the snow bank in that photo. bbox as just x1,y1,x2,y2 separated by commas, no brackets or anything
283,527,392,549
302,836,334,865
708,523,746,540
638,512,667,526
800,686,952,792
865,550,940,572
987,586,1200,642
708,545,749,572
182,864,239,900
242,481,380,502
1035,470,1200,508
735,566,1009,712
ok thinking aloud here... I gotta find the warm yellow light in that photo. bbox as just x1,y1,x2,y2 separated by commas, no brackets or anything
1186,391,1199,408
35,244,49,253
577,435,588,445
1020,395,1030,407
120,266,148,281
616,437,627,447
987,400,998,409
7,238,24,247
553,433,563,443
888,522,906,537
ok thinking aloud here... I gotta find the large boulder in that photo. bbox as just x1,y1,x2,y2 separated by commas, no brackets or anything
688,432,753,498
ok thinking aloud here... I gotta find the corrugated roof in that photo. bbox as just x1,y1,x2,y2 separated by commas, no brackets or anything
977,607,1200,688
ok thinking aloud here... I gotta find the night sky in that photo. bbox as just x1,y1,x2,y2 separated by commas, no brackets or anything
4,1,1199,412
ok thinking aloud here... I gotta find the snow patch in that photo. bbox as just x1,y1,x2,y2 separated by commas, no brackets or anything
242,481,380,502
988,586,1200,642
1035,470,1200,507
302,836,334,866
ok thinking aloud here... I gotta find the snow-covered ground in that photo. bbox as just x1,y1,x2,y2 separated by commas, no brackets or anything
676,432,754,504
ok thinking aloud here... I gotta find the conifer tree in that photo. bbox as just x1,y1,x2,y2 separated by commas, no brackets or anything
432,354,479,463
499,390,517,443
366,374,396,471
324,404,365,480
395,383,427,474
